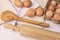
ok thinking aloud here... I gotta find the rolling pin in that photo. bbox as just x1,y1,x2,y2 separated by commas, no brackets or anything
4,23,60,40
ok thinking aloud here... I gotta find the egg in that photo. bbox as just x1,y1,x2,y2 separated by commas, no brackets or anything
26,8,35,17
55,9,60,14
24,0,32,8
52,13,60,23
51,0,57,6
36,6,44,16
57,4,60,8
45,11,54,19
48,5,56,11
53,13,60,21
14,0,23,7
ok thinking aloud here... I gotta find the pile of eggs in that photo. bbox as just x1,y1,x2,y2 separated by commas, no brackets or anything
14,0,32,8
26,6,44,17
45,0,60,24
26,0,60,24
14,0,60,24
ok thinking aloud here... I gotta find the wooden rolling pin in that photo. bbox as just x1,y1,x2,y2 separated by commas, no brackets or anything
4,23,60,40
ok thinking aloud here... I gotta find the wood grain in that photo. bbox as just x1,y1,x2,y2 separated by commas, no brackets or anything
4,23,60,40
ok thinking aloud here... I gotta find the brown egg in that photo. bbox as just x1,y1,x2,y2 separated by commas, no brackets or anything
52,14,60,23
50,0,57,6
55,9,60,14
24,0,32,8
53,13,60,21
48,5,55,11
45,11,54,19
57,4,60,8
26,8,35,17
14,0,23,7
36,6,44,16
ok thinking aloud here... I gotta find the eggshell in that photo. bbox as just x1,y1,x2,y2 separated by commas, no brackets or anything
45,11,54,19
26,8,35,17
48,5,55,11
24,0,32,8
14,0,23,7
46,11,54,18
52,14,60,23
55,9,60,14
36,6,44,16
57,4,60,8
51,0,57,6
53,13,60,21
